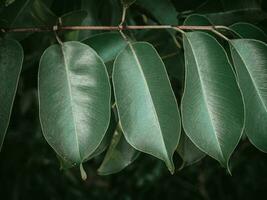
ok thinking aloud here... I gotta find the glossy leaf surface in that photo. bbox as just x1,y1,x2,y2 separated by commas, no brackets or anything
113,42,181,172
230,39,267,152
181,32,244,168
39,41,111,165
0,39,23,150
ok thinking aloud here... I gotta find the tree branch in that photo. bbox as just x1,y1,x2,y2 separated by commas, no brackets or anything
0,25,227,33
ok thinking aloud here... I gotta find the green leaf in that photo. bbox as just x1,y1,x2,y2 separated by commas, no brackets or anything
205,8,267,25
121,0,136,7
136,30,184,83
60,10,88,41
59,110,116,170
79,0,101,40
5,0,16,6
82,32,128,76
183,14,216,38
136,0,178,25
113,42,181,173
230,39,267,152
177,131,205,169
31,0,57,26
98,125,140,175
229,22,267,42
86,110,116,161
0,0,31,27
0,38,23,150
38,41,111,166
183,14,212,26
0,0,57,40
181,32,244,169
221,0,261,10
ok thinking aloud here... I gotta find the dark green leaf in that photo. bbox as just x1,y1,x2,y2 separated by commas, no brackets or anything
82,32,128,76
230,22,267,42
39,41,111,166
31,0,57,26
181,32,244,169
136,0,178,25
221,0,261,10
60,10,88,41
230,39,267,152
98,125,140,175
113,42,181,173
121,0,136,7
80,0,101,40
177,131,205,169
183,14,212,26
205,8,267,25
0,38,23,150
183,14,215,37
0,0,57,40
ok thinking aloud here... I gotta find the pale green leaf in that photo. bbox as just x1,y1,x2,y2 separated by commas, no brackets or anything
39,41,111,166
0,38,23,150
230,39,267,152
59,110,116,170
113,42,181,173
181,32,244,169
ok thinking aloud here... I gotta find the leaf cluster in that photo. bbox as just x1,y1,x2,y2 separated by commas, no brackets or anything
0,0,267,180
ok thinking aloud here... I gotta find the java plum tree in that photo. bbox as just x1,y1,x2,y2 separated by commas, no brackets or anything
0,0,267,187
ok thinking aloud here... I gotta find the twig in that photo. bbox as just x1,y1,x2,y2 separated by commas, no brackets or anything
0,25,228,33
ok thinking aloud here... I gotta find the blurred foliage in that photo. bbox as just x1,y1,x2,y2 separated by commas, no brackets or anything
1,0,267,199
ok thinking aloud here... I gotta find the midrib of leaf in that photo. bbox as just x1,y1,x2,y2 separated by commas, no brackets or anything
185,36,224,160
60,44,81,161
128,43,169,158
10,0,30,27
233,45,267,113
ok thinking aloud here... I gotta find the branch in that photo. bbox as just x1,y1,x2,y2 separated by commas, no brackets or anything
0,25,227,33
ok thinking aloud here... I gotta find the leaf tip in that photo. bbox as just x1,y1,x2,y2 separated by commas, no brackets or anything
80,164,87,181
166,159,175,175
220,159,232,176
226,161,232,176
